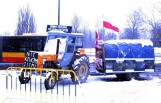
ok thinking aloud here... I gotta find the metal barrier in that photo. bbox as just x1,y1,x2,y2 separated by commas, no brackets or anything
2,67,85,103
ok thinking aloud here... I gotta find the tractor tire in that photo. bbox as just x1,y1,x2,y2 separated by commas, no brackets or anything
116,73,132,81
43,61,61,78
71,56,90,84
44,72,57,90
19,71,31,84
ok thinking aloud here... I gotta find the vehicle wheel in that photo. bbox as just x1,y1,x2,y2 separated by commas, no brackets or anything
71,56,90,83
43,61,61,78
124,73,132,81
44,72,57,90
116,73,132,81
19,71,31,84
132,73,140,80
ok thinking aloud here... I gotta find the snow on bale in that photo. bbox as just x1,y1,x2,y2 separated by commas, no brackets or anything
104,39,154,58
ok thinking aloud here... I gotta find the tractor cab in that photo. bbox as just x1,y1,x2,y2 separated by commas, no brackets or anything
23,25,84,69
45,27,84,69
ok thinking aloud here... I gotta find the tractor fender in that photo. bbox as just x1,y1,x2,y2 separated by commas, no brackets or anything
68,53,88,70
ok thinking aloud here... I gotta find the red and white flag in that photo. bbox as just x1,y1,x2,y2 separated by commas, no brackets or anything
103,21,119,32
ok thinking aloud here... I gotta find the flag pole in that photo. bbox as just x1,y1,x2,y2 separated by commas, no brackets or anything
103,15,105,41
58,0,60,25
102,15,106,74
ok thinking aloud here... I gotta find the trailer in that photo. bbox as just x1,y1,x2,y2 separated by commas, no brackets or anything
94,35,155,80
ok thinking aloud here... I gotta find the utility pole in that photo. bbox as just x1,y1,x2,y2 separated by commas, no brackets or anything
58,0,60,25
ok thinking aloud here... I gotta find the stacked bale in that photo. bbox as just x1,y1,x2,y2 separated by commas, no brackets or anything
104,40,154,71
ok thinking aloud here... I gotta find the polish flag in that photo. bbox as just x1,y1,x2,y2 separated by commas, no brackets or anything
103,21,119,32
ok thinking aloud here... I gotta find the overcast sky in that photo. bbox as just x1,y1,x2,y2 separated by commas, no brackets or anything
0,0,159,35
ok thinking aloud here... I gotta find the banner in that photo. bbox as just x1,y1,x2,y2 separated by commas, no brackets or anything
103,21,119,32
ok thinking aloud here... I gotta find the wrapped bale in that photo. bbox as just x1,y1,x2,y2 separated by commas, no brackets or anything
103,39,154,72
141,45,154,58
104,39,154,59
104,43,119,58
117,42,132,58
129,43,142,58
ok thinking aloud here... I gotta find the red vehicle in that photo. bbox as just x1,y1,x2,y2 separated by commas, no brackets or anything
0,34,47,69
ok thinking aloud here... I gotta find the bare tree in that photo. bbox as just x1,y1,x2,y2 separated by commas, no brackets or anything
71,14,81,33
104,32,117,40
142,4,159,30
126,9,144,39
141,3,161,46
15,5,36,35
120,28,132,39
150,21,161,46
71,14,95,47
81,20,89,33
83,30,95,48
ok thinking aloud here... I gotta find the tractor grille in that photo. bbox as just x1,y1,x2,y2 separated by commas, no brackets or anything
23,51,38,68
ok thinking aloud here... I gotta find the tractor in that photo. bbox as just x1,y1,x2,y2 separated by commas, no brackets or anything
19,25,90,90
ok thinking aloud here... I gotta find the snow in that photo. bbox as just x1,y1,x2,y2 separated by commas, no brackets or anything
82,76,161,103
104,39,153,47
1,70,161,103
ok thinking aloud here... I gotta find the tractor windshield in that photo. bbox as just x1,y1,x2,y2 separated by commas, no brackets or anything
48,35,66,40
44,34,67,58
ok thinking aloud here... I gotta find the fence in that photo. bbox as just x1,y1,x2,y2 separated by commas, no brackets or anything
2,67,85,103
1,48,95,103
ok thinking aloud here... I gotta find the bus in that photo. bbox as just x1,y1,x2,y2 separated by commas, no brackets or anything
0,34,47,69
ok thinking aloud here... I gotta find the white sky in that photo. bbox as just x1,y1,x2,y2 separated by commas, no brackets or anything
0,0,159,35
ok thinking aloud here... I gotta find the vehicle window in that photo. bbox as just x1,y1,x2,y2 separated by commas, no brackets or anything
3,36,46,52
48,35,66,41
68,37,76,44
3,37,20,52
76,37,83,46
67,37,76,53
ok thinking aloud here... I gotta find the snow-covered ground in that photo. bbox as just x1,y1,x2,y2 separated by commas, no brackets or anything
1,70,161,103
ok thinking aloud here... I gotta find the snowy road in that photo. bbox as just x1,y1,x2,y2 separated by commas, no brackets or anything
1,70,161,103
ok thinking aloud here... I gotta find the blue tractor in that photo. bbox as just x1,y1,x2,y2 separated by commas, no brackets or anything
19,25,90,90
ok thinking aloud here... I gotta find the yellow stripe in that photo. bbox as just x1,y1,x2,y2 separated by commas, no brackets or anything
2,52,25,58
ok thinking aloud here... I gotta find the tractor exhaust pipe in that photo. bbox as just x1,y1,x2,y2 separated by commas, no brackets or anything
56,39,60,60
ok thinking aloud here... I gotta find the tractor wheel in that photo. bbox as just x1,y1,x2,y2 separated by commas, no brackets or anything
71,56,90,84
116,73,132,81
43,61,61,78
19,71,31,84
44,72,57,90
